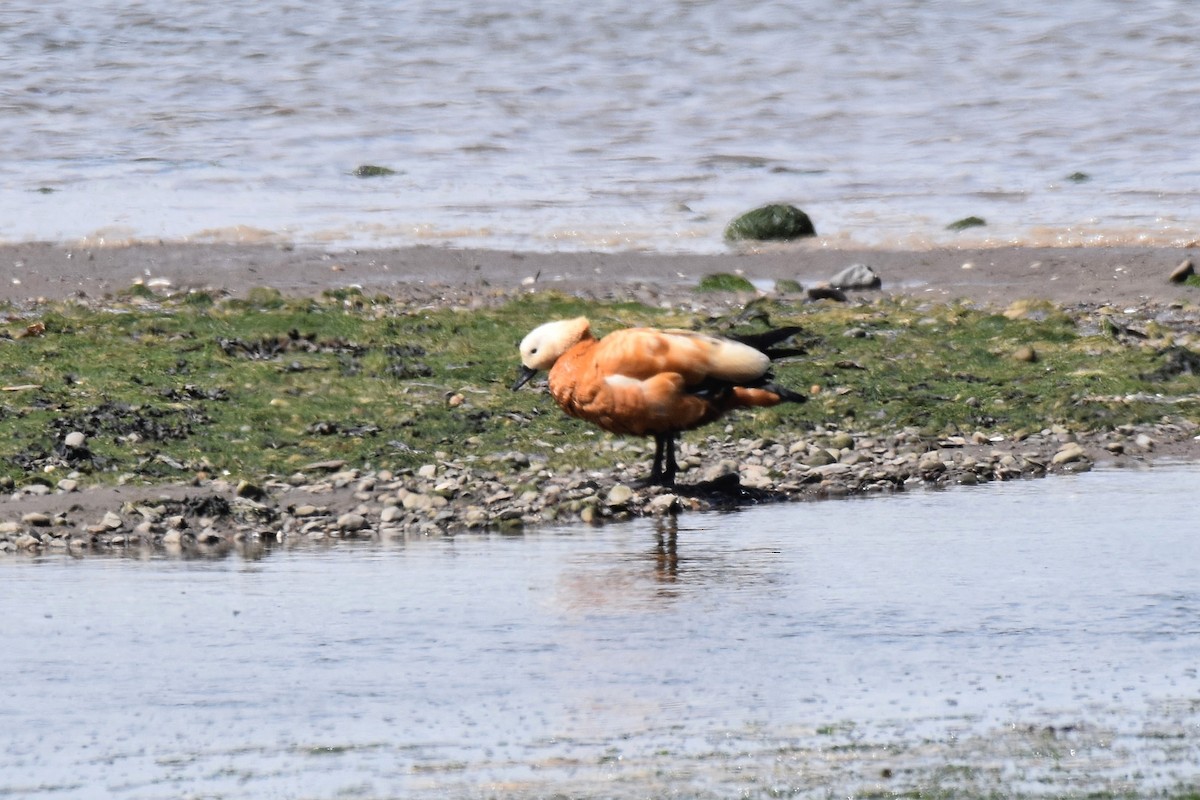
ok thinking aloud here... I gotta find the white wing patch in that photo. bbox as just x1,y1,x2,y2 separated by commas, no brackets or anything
604,374,645,388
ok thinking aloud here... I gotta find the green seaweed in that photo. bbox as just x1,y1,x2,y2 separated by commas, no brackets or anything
1,290,1197,489
698,273,756,292
352,165,397,178
947,216,987,231
724,204,816,241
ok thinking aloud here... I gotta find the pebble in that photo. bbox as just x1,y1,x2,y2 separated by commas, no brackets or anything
1051,442,1088,465
0,417,1196,556
336,513,367,532
606,484,634,507
1168,258,1194,283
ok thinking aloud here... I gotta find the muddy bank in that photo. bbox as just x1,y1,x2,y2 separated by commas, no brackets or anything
3,242,1200,555
1,241,1196,308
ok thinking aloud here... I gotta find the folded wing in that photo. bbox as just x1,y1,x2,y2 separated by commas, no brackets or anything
594,328,771,385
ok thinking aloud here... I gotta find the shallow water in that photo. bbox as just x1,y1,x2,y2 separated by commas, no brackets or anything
1,1,1198,253
3,464,1200,798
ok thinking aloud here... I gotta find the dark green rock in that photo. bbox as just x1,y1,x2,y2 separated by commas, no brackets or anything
946,216,986,231
698,273,756,292
353,165,397,178
724,204,816,242
1066,171,1091,183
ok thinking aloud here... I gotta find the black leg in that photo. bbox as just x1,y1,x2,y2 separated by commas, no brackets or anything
661,432,678,487
643,434,679,487
649,434,666,485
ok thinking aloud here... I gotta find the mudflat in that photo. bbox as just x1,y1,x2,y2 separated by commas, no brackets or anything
2,242,1199,553
1,241,1196,308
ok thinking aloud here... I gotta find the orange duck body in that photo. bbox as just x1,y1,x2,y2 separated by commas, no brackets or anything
514,318,805,486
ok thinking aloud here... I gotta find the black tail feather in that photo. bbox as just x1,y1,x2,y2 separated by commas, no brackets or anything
762,382,808,403
729,326,806,360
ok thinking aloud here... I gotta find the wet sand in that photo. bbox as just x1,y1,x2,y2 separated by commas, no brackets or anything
1,241,1196,308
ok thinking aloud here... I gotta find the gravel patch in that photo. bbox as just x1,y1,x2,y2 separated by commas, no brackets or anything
3,418,1196,557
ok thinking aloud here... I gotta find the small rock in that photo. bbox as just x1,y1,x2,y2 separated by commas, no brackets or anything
702,459,739,482
417,464,438,479
303,459,347,472
724,203,816,242
827,432,855,450
1052,442,1088,465
804,450,838,467
606,484,634,507
336,513,367,532
647,494,679,515
21,512,52,527
809,463,853,478
1011,345,1038,363
1134,433,1155,451
918,451,947,473
1168,258,1194,284
57,478,79,493
64,431,87,449
380,506,404,523
196,529,223,544
806,284,848,302
235,480,265,500
829,263,882,290
100,511,124,531
739,464,773,489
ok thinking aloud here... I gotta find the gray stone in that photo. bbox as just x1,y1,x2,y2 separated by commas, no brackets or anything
337,513,367,532
647,494,679,515
1169,258,1194,283
64,431,87,449
918,451,947,473
803,449,838,467
829,263,882,290
606,484,634,507
1051,443,1088,465
827,432,855,450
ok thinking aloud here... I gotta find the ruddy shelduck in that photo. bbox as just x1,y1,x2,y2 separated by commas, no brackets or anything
512,317,805,486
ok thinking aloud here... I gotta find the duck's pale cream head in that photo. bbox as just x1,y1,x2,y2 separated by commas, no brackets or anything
511,317,591,390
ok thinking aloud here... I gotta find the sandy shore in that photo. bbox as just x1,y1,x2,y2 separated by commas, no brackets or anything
1,241,1196,308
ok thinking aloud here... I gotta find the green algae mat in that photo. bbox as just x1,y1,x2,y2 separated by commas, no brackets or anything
2,287,1198,490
